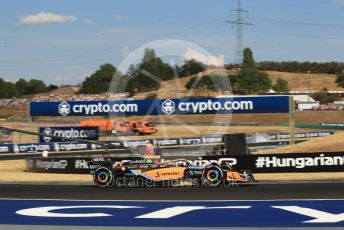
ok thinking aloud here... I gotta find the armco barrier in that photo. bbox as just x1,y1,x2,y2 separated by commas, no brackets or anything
26,152,344,174
320,123,344,129
280,122,344,130
0,131,334,154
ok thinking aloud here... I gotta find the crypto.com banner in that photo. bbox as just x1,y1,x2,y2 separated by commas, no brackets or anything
39,126,99,143
29,96,289,117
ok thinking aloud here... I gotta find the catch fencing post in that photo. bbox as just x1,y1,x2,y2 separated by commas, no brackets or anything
289,96,295,145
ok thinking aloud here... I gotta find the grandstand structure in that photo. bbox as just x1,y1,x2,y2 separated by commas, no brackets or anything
0,92,128,108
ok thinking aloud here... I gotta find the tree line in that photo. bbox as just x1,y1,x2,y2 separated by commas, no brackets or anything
257,61,344,74
226,61,344,74
80,48,206,95
0,78,57,99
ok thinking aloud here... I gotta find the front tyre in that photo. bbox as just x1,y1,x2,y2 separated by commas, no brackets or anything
201,164,223,187
93,167,114,188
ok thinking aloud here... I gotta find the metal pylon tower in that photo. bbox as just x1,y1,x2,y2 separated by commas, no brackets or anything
227,0,253,64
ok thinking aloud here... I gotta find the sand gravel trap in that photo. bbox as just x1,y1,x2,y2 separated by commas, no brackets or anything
0,160,343,183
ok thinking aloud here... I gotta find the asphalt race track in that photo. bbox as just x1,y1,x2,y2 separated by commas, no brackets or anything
0,181,343,200
0,181,343,229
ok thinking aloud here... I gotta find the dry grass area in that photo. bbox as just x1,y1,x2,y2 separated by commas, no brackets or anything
0,160,343,183
266,71,340,91
156,124,299,137
262,131,344,154
0,108,28,120
133,69,340,99
151,111,344,124
133,68,232,99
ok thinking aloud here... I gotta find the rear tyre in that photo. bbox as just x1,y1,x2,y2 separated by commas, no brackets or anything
93,167,114,188
201,164,224,187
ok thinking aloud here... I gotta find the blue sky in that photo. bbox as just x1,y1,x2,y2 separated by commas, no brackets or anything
1,0,344,85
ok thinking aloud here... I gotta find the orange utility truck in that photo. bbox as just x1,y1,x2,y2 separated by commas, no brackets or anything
80,120,157,136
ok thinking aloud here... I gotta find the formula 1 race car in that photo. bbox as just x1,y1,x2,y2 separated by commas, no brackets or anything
88,158,255,188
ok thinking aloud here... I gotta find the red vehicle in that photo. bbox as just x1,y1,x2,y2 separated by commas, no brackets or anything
113,121,132,135
129,120,157,135
80,120,157,136
80,120,113,133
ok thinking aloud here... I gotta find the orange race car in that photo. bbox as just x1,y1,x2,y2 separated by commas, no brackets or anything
89,158,255,188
